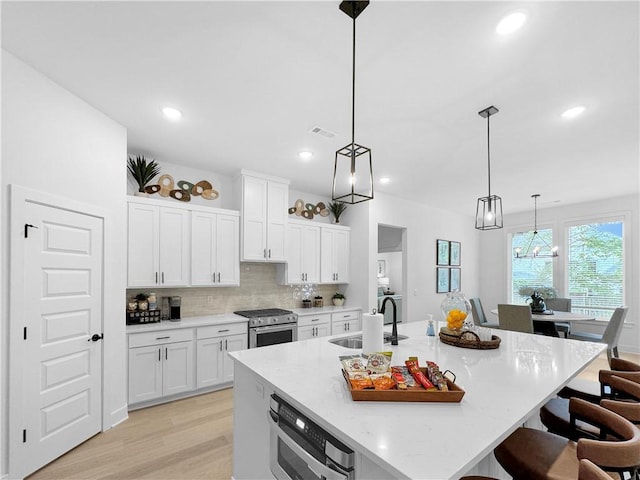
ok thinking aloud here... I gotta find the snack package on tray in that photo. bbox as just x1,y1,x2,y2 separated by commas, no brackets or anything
340,352,393,390
405,359,438,391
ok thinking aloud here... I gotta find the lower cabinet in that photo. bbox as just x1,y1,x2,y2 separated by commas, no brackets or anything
331,309,362,335
297,313,331,340
196,322,248,388
128,329,195,405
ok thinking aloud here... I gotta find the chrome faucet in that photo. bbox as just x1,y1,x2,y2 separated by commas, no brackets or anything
379,296,398,345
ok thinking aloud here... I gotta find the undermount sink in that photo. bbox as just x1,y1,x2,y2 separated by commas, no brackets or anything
328,333,408,349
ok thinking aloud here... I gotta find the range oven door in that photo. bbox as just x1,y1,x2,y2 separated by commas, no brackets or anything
250,323,297,348
269,414,352,480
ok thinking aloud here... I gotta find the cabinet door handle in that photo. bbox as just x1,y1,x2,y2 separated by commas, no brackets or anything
219,340,223,351
218,329,230,333
212,273,216,283
268,249,271,258
225,339,228,350
165,347,168,360
336,273,339,281
264,248,267,259
347,322,350,331
301,273,304,281
155,272,159,284
218,272,221,283
162,272,165,284
158,348,161,361
156,336,170,340
311,318,319,322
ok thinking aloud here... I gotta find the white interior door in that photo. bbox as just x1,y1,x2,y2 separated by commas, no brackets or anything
12,200,103,479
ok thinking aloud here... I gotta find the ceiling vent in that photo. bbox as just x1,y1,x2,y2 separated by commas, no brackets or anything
310,126,336,138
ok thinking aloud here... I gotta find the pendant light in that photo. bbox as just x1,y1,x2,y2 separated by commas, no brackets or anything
514,194,559,258
475,106,503,230
332,1,374,204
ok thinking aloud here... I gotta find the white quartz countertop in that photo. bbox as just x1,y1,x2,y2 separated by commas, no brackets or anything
291,305,362,315
126,313,247,334
229,320,605,480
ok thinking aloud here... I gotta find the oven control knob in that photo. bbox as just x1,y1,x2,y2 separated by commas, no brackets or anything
255,319,263,325
270,317,277,324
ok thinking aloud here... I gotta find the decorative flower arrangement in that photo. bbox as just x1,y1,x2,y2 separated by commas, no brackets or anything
127,155,160,195
328,202,348,224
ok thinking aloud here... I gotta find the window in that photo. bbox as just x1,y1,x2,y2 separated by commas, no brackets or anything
510,228,554,303
567,220,624,319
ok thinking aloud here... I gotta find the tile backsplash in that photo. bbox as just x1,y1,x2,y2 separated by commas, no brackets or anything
127,263,344,318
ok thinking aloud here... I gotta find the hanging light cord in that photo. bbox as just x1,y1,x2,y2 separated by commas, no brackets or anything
486,113,491,197
533,194,539,233
351,14,356,148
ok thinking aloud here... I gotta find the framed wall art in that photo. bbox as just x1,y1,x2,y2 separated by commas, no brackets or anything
377,260,386,277
450,241,461,266
436,239,450,266
450,268,461,292
436,267,450,293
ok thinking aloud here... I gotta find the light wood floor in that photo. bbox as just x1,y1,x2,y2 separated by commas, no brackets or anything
27,351,639,480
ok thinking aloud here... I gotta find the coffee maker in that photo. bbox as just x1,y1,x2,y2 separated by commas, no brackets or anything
169,296,181,321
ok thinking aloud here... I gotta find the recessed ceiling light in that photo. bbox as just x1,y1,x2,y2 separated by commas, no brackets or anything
298,151,313,160
561,106,586,119
496,11,527,35
379,177,390,184
161,106,182,121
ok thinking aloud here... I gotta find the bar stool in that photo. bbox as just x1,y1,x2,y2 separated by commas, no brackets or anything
541,375,640,442
460,459,614,480
494,398,640,480
558,358,640,403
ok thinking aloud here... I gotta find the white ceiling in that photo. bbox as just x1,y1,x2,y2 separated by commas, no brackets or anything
2,1,638,215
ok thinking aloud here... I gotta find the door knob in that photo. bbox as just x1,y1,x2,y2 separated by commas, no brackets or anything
88,333,104,342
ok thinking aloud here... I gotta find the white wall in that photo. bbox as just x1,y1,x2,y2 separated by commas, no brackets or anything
479,194,640,354
1,51,128,474
347,192,480,324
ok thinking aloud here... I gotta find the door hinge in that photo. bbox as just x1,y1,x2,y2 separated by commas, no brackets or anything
24,223,38,238
23,327,27,340
23,429,26,443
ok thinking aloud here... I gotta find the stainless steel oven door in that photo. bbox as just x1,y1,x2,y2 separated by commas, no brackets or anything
250,323,297,349
269,415,352,480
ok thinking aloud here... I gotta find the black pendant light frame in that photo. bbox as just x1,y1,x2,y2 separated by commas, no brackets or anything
475,105,504,230
332,0,374,204
514,194,559,259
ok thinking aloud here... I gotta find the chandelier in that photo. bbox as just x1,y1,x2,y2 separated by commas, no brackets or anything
331,1,374,204
514,194,559,258
475,106,503,230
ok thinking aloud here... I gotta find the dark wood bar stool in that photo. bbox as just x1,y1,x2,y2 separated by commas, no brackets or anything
494,398,640,480
459,458,615,480
541,375,640,441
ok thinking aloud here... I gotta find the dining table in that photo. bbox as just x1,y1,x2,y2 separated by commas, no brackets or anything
490,308,596,336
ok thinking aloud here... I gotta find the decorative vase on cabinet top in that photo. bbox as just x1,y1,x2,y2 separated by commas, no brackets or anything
441,292,472,331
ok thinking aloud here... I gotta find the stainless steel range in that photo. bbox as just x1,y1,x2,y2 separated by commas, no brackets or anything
234,308,298,348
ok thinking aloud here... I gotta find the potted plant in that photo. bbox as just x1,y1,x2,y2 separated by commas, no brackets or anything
328,201,348,224
332,292,345,306
127,155,161,196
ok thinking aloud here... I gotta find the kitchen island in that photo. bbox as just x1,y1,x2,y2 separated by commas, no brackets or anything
229,320,605,480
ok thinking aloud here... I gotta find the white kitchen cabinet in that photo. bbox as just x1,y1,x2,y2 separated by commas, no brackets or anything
235,171,289,262
331,309,361,335
277,220,320,284
128,329,195,405
196,322,248,388
320,225,350,283
191,210,240,286
297,313,331,340
127,201,190,287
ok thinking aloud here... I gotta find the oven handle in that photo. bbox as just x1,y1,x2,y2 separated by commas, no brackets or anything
269,414,349,480
252,324,295,334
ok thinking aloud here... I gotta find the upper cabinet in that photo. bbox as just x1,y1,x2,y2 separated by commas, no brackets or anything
321,225,350,284
234,171,289,262
277,220,321,284
128,202,190,287
191,210,240,287
127,197,239,288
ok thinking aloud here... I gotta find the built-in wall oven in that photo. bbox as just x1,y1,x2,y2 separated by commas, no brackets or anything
234,308,298,349
269,394,355,480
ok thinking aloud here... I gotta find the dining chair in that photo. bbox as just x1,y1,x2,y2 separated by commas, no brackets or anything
470,297,499,328
569,306,628,364
494,398,640,480
546,297,572,338
497,304,534,334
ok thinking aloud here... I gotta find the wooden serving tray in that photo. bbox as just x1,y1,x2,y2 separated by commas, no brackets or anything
342,368,465,402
